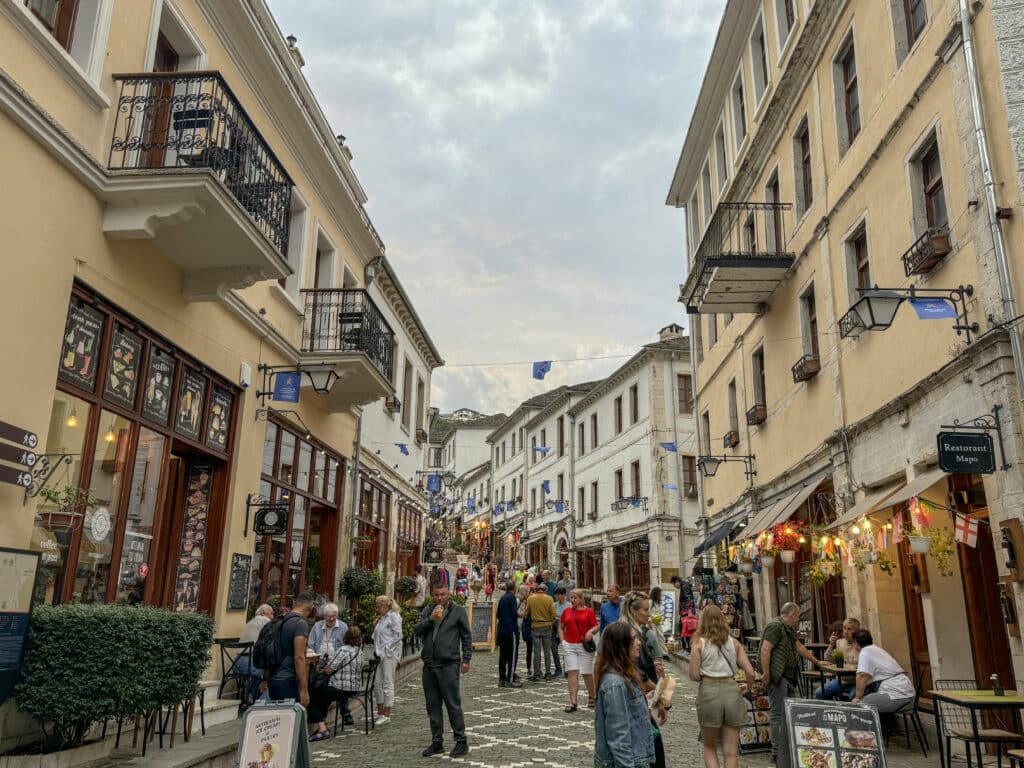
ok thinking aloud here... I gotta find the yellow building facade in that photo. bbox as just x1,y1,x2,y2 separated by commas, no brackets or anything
669,0,1024,695
0,0,440,674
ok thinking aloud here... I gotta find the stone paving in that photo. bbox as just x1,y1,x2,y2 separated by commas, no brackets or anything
310,648,940,768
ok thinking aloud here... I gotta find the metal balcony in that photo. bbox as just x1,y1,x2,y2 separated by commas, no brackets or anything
901,227,951,276
680,202,795,314
746,404,767,426
791,354,821,383
723,430,740,449
105,72,293,299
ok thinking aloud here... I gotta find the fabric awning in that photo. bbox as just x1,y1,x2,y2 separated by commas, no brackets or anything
741,479,822,539
740,495,793,540
693,514,744,556
825,483,904,531
880,466,949,509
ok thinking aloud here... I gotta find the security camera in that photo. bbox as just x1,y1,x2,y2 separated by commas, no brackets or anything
239,362,252,389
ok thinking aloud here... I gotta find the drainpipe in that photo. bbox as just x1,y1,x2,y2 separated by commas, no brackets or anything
959,0,1024,407
688,330,711,571
668,353,686,550
349,410,363,567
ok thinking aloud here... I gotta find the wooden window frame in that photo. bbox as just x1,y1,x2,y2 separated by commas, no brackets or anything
804,287,819,357
842,44,860,142
26,0,79,50
853,231,871,291
614,396,623,435
678,374,693,415
630,384,639,425
922,142,947,229
904,0,927,48
798,124,813,211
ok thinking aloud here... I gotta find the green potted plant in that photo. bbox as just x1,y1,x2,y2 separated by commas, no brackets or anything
926,526,956,577
810,557,840,586
37,484,98,531
395,575,419,603
831,649,846,668
876,550,897,575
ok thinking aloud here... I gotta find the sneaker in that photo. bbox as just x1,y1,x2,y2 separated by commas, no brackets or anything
449,742,469,758
422,743,444,757
509,680,524,688
374,716,390,726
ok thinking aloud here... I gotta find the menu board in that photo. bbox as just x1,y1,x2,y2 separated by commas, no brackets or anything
173,463,214,614
468,600,495,650
57,302,105,390
0,549,40,702
142,348,175,424
102,328,143,408
739,689,773,754
175,368,206,441
227,552,251,611
785,700,886,768
206,386,233,452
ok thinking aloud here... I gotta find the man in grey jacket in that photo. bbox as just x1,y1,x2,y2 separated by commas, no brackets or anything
414,583,473,758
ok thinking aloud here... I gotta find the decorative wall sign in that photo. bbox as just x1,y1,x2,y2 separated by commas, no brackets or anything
0,421,37,450
102,327,143,409
57,302,105,391
142,348,175,425
173,463,214,613
206,386,233,452
227,553,252,611
175,369,206,441
254,504,289,537
937,431,996,475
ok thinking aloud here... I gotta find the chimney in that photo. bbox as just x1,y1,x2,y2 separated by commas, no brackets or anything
285,35,305,69
658,323,685,341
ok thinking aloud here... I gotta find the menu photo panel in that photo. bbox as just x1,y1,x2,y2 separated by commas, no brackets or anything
142,347,175,425
102,327,143,409
58,302,105,391
175,368,206,441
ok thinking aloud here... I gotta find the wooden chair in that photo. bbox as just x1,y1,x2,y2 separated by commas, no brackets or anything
935,679,1022,768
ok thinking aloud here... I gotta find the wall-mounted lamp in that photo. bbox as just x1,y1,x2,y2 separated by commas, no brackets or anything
696,454,756,481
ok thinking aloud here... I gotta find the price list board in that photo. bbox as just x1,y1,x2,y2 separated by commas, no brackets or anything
785,700,887,768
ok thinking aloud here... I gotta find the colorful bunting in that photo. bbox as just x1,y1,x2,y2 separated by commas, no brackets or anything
532,361,552,380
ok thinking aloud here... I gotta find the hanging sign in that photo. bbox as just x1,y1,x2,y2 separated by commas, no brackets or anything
0,443,36,468
937,431,995,474
0,465,32,488
0,422,37,450
254,504,289,536
272,371,302,403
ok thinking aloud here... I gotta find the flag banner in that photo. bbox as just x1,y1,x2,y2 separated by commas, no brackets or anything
894,516,904,544
554,501,565,514
663,483,678,490
659,442,678,452
396,443,409,455
532,361,552,380
954,513,979,548
910,298,958,320
630,498,641,507
532,446,550,453
271,371,302,403
496,503,504,514
507,501,515,510
542,480,550,494
466,497,475,510
426,474,441,493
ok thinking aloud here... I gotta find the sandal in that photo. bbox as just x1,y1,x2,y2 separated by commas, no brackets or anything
564,703,578,712
309,730,331,742
587,696,597,709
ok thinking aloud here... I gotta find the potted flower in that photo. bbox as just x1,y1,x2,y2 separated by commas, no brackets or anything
876,551,897,575
810,558,840,586
759,553,776,568
907,528,931,554
831,649,846,668
926,526,956,577
739,559,754,573
768,521,805,563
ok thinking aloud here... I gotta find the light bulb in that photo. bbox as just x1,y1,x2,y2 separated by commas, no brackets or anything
863,520,872,530
852,525,860,535
66,410,79,428
886,522,893,530
785,527,793,535
798,535,806,544
104,424,116,443
834,536,842,545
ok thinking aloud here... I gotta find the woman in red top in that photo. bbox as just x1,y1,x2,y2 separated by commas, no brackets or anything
559,589,599,711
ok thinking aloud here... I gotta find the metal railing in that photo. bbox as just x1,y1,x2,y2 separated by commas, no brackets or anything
109,71,293,255
901,226,951,276
745,404,767,426
300,289,395,382
791,354,821,383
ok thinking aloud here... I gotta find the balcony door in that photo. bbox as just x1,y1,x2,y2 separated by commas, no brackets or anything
141,33,180,169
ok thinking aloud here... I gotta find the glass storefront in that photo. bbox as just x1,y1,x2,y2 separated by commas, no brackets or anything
395,503,422,577
356,477,391,570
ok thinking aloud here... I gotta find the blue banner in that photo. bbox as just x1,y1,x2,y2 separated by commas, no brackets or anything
532,361,552,380
272,371,302,403
659,442,677,452
426,474,441,494
910,298,957,320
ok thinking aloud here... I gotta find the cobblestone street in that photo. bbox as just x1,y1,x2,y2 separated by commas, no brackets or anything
311,650,936,768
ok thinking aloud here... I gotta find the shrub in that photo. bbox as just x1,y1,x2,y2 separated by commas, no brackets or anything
17,604,213,752
339,567,382,602
353,593,380,636
394,576,419,600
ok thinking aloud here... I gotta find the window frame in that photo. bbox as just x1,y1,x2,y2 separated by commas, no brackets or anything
590,413,598,449
677,374,693,415
921,140,947,229
801,284,820,357
752,346,767,407
794,119,813,216
614,396,623,435
629,384,639,424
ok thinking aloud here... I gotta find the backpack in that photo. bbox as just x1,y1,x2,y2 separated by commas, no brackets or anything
252,615,289,670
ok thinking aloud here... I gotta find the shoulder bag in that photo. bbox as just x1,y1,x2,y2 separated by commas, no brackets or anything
573,609,597,652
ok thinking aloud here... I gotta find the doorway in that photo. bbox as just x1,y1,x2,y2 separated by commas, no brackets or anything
141,32,179,169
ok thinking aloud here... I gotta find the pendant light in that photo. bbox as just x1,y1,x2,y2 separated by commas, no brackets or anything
66,409,79,428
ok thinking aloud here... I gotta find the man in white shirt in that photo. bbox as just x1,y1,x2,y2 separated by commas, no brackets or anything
851,629,915,712
236,603,273,703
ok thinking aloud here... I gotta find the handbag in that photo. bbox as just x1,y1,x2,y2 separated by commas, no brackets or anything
573,609,597,652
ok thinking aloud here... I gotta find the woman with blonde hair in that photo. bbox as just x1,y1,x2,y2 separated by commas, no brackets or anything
372,595,403,725
687,605,760,768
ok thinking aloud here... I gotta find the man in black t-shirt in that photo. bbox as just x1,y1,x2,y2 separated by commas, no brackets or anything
261,593,314,707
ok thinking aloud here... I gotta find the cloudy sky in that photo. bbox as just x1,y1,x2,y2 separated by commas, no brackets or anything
267,0,724,414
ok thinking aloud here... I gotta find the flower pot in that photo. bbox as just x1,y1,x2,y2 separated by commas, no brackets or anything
862,551,878,564
908,536,931,554
740,562,753,573
760,555,776,568
780,550,796,563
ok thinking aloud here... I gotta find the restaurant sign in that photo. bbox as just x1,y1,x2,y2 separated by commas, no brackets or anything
937,431,996,475
784,700,886,768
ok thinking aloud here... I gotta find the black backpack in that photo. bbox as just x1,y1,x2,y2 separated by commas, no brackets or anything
252,615,289,670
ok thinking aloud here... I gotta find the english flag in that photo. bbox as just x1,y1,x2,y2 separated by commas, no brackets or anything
954,513,979,548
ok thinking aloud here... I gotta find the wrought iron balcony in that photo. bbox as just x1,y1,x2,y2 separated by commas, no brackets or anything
680,202,795,314
746,404,767,426
791,354,821,383
684,483,698,498
302,288,395,382
723,430,740,448
901,227,951,276
109,71,292,254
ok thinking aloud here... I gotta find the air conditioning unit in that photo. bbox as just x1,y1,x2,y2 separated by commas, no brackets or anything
385,395,401,413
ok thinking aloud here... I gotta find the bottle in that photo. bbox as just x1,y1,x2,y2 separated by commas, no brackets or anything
991,673,1005,696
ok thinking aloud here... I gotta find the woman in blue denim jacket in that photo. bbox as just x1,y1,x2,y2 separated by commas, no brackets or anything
594,623,655,768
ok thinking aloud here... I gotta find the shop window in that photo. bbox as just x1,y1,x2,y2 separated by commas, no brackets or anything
677,374,693,415
114,428,165,604
613,539,650,592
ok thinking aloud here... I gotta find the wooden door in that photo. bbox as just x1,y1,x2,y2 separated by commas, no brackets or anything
153,456,185,606
142,33,180,168
897,533,931,695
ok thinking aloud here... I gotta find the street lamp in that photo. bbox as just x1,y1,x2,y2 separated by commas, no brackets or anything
839,284,978,342
304,365,339,394
697,454,756,481
849,289,903,332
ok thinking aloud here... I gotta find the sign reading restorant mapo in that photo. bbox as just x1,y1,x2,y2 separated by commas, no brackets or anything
937,431,995,475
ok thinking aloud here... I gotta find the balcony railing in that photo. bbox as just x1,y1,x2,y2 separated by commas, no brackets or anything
838,307,866,339
301,289,395,381
109,72,292,255
791,353,821,383
901,227,951,276
684,483,698,498
723,430,740,449
746,404,766,426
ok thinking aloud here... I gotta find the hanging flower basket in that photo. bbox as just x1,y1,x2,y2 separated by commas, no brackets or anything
780,549,796,563
760,555,776,568
908,535,931,554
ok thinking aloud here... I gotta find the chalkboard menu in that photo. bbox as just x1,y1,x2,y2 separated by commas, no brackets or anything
206,386,233,452
468,600,495,650
57,302,105,390
227,552,251,611
173,463,214,613
103,327,143,408
176,368,205,441
785,700,886,768
142,348,175,424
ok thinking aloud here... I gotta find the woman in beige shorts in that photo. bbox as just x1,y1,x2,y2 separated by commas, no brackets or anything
688,605,760,768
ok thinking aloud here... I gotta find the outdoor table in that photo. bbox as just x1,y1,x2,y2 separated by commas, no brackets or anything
816,661,858,700
929,689,1024,768
804,642,831,660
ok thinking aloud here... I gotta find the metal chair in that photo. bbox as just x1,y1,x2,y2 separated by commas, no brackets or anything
885,663,929,757
935,678,1022,768
333,658,380,735
217,640,255,705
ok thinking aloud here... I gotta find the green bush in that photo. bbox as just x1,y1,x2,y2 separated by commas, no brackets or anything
339,567,382,601
16,604,213,752
353,593,379,636
394,576,419,600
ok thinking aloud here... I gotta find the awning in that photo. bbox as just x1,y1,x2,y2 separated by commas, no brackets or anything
880,467,949,509
694,514,744,556
741,496,792,540
825,484,904,531
741,480,822,539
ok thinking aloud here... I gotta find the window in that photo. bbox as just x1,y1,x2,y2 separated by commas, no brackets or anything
751,18,769,105
558,416,565,457
775,0,796,44
578,486,586,524
591,481,599,519
512,477,517,500
511,431,516,454
630,384,639,424
531,436,537,465
631,460,641,497
281,192,310,301
557,473,564,500
921,140,948,229
578,422,586,456
715,124,728,190
688,190,701,257
766,172,783,251
728,379,738,433
501,441,506,464
416,377,425,432
743,213,757,254
701,411,711,455
834,35,860,152
677,374,693,415
794,119,813,215
707,315,718,347
847,226,871,305
732,73,748,147
614,396,623,435
540,428,547,457
531,487,537,513
401,358,413,430
27,0,78,49
615,469,624,500
752,347,767,406
801,284,819,357
725,312,734,326
693,317,703,364
894,0,928,54
591,413,598,448
702,164,713,228
682,456,698,494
